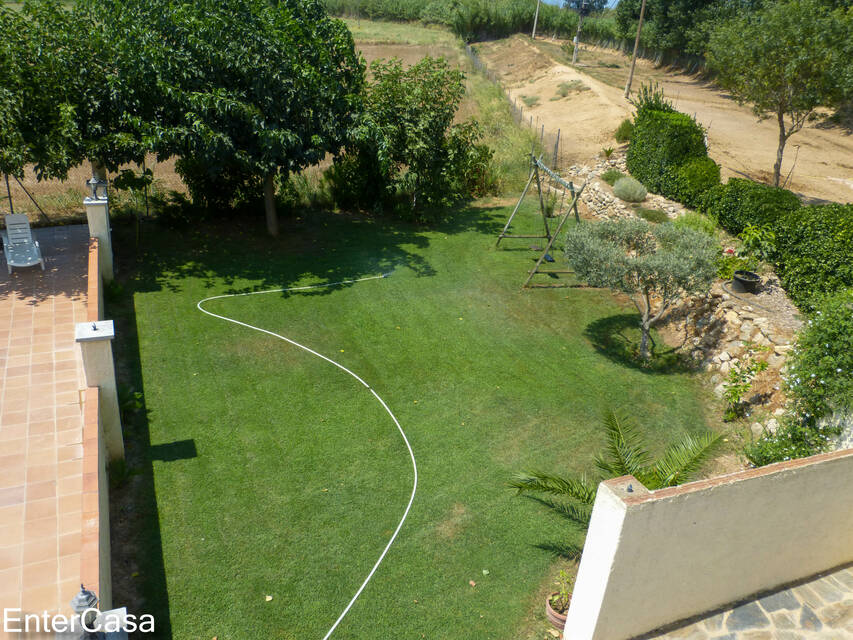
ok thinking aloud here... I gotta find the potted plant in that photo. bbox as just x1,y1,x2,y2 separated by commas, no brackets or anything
546,570,573,631
732,269,761,293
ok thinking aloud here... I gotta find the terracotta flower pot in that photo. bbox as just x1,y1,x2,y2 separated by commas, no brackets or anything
546,592,569,631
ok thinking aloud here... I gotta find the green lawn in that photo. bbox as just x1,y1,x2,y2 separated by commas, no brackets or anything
109,198,716,639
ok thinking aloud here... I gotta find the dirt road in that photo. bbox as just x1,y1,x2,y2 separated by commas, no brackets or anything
476,35,853,204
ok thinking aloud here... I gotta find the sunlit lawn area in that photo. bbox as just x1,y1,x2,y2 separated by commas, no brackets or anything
109,198,716,639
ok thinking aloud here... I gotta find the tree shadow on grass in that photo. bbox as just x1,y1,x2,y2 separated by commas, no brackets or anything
115,201,506,299
584,313,699,375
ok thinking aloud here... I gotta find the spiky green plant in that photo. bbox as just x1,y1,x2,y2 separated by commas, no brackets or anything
510,410,722,527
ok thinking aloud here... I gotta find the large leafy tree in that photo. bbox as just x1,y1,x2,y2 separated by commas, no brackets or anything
564,219,717,360
707,0,852,187
95,0,364,236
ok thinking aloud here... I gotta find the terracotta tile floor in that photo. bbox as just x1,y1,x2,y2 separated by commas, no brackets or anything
0,225,89,632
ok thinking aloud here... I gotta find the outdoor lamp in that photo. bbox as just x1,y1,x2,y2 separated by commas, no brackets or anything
70,584,100,638
86,177,108,200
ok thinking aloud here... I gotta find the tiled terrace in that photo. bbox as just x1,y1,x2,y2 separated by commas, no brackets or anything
0,225,90,633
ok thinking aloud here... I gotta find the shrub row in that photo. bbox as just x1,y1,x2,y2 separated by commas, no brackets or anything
702,178,800,236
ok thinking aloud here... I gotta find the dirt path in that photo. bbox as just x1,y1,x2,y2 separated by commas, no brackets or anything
476,35,853,204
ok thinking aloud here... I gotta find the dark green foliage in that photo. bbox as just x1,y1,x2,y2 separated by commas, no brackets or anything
600,169,625,186
328,57,494,221
626,110,706,194
614,118,634,143
629,81,674,117
786,289,853,423
716,253,752,280
702,178,801,236
665,157,721,209
774,204,853,308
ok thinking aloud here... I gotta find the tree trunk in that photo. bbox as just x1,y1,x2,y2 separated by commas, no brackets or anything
264,173,279,237
624,0,647,99
773,110,787,187
639,288,652,360
90,160,107,182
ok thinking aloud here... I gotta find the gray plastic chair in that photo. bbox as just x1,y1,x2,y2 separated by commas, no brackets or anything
2,214,44,273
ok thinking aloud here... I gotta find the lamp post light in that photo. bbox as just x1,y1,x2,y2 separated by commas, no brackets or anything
86,177,108,201
70,584,100,638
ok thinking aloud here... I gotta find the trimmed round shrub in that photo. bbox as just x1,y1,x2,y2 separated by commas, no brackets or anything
613,176,647,202
775,203,853,308
614,118,633,143
664,157,721,209
626,109,706,194
702,178,801,236
601,169,625,186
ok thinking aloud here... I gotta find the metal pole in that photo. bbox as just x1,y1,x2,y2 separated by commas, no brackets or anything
4,174,14,215
532,0,541,39
553,129,561,167
572,8,585,65
624,0,647,99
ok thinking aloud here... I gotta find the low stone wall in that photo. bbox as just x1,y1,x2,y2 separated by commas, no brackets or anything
564,449,853,640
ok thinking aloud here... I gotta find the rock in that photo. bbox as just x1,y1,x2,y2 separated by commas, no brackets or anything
720,361,731,374
766,418,779,434
724,310,741,326
710,374,721,385
767,354,785,369
751,422,765,438
719,351,731,362
774,408,786,417
774,344,793,354
714,382,727,398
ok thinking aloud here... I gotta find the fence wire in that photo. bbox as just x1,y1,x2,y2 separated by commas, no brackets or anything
465,45,566,174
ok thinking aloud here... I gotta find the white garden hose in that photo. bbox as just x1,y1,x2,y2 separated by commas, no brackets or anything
197,273,417,639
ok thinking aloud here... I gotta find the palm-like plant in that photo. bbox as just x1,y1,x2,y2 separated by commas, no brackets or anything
510,411,722,529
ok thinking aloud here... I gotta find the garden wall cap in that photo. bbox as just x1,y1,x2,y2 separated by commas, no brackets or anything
75,320,115,342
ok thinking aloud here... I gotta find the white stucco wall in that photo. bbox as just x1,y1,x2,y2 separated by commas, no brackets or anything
564,449,853,640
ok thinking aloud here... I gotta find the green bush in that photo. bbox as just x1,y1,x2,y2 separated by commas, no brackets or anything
786,289,853,423
665,157,720,209
600,169,625,186
636,208,668,223
614,118,633,143
702,178,800,236
774,203,853,308
716,252,752,279
613,176,647,202
626,109,707,194
744,419,837,466
673,211,717,237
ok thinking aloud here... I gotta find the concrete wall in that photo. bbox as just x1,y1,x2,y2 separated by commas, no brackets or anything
80,243,113,609
564,449,853,640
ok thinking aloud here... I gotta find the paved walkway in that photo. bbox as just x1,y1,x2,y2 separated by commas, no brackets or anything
645,564,853,640
0,225,89,632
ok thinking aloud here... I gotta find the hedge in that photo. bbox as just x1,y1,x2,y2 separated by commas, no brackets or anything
626,109,706,194
774,203,853,309
665,157,720,209
702,178,801,236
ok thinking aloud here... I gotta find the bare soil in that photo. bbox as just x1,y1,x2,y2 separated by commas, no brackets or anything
476,35,853,204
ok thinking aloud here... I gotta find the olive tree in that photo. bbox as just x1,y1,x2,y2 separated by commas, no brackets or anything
95,0,364,236
565,219,717,360
707,0,852,187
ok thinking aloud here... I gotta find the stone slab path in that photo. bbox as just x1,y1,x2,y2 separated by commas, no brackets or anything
643,564,853,639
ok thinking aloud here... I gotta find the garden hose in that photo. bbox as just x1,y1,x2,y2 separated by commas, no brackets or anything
197,273,417,639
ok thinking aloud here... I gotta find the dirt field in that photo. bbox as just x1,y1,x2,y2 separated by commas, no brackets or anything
476,35,853,204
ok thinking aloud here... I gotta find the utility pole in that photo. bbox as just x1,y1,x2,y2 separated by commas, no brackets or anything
624,0,647,99
532,0,541,39
572,1,589,65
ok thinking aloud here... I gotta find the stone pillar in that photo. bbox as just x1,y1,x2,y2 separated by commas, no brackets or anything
75,320,124,461
84,195,113,282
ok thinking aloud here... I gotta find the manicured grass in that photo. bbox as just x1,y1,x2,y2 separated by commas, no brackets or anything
110,198,716,639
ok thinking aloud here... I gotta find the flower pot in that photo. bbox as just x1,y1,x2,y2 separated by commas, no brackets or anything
732,269,760,294
546,593,569,631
